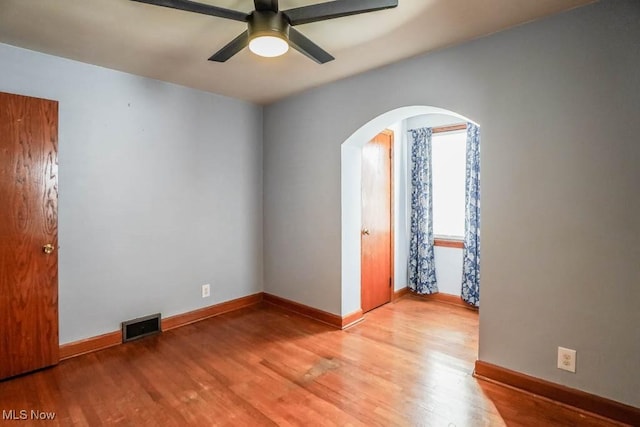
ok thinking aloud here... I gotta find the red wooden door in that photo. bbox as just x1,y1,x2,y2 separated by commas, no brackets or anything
361,130,393,313
0,92,59,379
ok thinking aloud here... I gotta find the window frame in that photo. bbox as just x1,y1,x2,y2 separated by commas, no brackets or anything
431,123,467,249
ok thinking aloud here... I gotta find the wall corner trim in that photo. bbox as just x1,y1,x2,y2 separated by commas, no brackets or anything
59,292,367,361
341,309,364,329
395,287,478,311
393,287,409,300
59,293,264,360
263,293,364,329
474,361,640,425
60,292,364,361
420,292,478,311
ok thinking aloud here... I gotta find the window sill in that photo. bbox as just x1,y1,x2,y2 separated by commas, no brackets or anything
434,237,464,249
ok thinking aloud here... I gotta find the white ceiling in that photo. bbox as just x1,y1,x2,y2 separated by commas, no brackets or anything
0,0,594,104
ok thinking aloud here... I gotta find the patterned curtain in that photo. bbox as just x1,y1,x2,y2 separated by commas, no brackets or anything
461,123,481,307
408,128,438,294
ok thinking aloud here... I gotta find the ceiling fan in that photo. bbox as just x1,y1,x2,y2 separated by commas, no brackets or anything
131,0,398,63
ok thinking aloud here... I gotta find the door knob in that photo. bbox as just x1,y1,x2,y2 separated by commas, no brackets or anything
362,228,370,235
42,244,55,254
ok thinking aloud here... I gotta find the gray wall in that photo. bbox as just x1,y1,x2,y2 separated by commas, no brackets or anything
264,0,640,407
0,43,263,344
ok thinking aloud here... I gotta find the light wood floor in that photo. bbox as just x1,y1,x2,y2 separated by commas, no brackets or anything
0,295,622,426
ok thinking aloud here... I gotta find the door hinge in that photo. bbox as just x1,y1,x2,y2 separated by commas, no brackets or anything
389,277,392,287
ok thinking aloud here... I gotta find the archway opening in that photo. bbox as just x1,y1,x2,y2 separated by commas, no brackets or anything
340,105,478,315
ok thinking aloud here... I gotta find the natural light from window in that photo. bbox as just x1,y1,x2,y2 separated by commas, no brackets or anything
432,131,466,238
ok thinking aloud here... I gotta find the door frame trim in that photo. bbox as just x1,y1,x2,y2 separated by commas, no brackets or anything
387,129,395,305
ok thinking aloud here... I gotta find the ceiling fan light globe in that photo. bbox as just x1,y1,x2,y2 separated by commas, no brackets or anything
249,36,289,58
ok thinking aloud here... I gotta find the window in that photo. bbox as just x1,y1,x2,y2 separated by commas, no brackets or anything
432,127,466,240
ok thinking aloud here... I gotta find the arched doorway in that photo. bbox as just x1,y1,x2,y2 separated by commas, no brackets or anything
340,105,478,315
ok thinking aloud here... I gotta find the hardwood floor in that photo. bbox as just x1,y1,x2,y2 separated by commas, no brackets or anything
0,295,624,426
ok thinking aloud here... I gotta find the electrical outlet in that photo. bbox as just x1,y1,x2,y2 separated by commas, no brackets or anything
557,347,576,373
201,284,210,298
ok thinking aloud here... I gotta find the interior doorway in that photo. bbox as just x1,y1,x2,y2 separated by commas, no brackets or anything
340,106,478,316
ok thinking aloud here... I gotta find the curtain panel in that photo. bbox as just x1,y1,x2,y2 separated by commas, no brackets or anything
461,123,481,307
408,128,438,294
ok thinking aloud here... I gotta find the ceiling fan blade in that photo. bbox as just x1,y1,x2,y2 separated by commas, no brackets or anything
208,31,249,62
284,0,397,26
288,28,334,64
254,0,278,12
131,0,248,22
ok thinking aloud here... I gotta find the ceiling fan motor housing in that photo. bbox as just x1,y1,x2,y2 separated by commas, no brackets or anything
248,11,290,42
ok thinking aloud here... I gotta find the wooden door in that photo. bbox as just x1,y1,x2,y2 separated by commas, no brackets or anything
361,130,393,313
0,92,59,379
